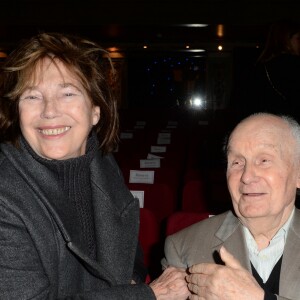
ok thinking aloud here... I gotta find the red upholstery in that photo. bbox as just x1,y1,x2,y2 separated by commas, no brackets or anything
128,182,177,223
138,208,160,283
165,211,211,236
182,179,208,213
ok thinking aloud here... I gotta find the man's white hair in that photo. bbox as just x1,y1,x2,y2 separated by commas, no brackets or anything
225,112,300,162
281,114,300,161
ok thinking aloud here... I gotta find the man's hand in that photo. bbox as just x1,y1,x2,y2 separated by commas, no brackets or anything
186,246,265,300
149,266,191,300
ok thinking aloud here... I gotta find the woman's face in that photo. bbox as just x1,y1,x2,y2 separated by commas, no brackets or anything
18,58,100,160
290,32,300,55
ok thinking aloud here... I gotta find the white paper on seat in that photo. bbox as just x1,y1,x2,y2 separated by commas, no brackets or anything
147,153,164,159
151,145,167,153
140,159,160,168
130,190,144,208
157,137,171,144
129,170,155,184
167,121,178,126
136,121,146,126
158,132,171,138
120,132,133,139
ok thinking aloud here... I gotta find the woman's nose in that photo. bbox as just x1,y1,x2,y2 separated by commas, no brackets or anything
40,98,61,119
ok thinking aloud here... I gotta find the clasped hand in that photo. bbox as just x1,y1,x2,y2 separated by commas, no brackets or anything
186,246,265,300
149,266,191,300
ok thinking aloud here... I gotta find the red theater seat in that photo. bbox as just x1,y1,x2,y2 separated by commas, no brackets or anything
128,182,177,223
139,208,161,283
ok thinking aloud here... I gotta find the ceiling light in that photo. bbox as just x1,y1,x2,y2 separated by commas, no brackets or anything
217,24,224,38
184,24,209,28
0,51,7,58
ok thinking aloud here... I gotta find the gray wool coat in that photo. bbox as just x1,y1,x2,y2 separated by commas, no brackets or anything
0,141,156,300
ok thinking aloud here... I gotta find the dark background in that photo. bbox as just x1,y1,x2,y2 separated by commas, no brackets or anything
1,0,299,51
0,0,299,109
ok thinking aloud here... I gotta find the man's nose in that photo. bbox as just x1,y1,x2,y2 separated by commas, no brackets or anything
241,163,258,184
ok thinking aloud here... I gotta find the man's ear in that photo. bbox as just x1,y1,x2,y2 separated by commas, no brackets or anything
92,106,100,125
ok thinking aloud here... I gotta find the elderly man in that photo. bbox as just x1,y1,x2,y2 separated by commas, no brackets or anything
162,113,300,300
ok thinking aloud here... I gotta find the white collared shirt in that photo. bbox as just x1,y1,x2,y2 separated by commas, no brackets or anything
243,209,294,283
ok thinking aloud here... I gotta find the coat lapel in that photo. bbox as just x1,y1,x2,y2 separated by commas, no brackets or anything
90,153,140,284
213,211,251,271
280,209,300,297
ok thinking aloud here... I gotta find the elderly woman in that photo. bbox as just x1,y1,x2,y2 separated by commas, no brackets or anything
0,33,189,299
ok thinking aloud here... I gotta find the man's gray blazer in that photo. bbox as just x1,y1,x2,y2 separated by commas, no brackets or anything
163,209,300,300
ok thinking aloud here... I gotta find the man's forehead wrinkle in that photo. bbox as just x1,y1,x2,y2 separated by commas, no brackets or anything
227,131,284,155
228,142,280,155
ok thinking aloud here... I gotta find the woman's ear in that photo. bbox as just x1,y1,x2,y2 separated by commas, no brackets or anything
92,106,100,125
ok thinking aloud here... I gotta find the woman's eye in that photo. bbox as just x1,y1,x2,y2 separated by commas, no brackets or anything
21,95,41,101
61,89,80,97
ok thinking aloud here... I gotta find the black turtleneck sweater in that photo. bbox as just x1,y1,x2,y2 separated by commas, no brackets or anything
21,132,99,260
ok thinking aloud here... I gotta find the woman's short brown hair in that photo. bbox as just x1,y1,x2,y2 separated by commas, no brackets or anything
0,32,119,154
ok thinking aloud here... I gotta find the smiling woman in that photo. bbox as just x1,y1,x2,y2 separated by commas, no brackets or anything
0,33,118,154
0,32,190,299
18,58,100,160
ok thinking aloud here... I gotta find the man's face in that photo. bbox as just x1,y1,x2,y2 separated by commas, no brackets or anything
226,116,300,222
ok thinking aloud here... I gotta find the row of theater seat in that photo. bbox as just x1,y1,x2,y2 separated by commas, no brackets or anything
115,114,189,224
115,107,236,279
139,208,212,281
115,126,232,222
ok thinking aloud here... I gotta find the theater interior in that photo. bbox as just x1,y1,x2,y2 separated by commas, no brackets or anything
1,0,299,280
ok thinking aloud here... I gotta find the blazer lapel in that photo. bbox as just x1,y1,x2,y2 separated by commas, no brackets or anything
280,209,300,297
210,209,300,297
213,211,251,271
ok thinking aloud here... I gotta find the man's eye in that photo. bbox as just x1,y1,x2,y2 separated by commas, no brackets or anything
231,160,245,168
230,161,238,167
